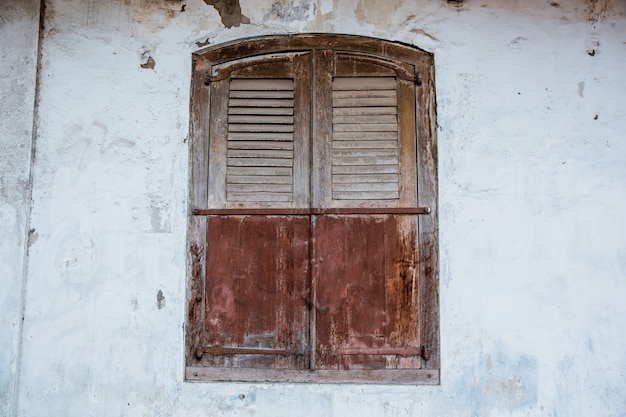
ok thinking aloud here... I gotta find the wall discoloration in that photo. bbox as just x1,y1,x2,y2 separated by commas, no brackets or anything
263,1,315,22
354,0,404,25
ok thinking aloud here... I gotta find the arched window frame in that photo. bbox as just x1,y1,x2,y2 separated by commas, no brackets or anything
186,34,439,384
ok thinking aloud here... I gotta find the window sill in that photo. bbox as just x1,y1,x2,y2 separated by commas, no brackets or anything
185,367,439,385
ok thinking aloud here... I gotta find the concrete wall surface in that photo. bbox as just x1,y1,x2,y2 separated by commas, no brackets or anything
1,0,625,416
0,1,40,416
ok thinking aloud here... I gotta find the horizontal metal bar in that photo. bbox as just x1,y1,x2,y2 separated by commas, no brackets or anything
335,346,424,358
192,206,431,216
196,346,290,358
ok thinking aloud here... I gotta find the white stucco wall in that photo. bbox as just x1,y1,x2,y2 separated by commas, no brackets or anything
2,0,626,416
0,1,40,416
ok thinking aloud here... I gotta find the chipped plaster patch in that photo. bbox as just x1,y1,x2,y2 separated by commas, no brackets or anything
320,0,333,15
203,0,250,28
157,289,166,309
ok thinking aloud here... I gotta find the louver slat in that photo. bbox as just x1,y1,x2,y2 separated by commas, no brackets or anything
227,78,295,202
331,77,400,200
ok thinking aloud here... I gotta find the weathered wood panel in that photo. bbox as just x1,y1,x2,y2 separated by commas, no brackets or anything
203,215,310,369
313,215,420,370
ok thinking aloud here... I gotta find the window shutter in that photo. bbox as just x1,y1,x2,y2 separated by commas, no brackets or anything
312,52,422,371
226,78,295,203
207,54,311,209
188,37,438,383
199,53,312,369
203,215,310,369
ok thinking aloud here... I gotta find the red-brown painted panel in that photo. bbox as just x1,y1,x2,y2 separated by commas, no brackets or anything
204,215,310,369
313,215,420,370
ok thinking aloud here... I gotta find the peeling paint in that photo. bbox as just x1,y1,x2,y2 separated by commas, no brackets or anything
203,0,250,28
157,290,166,309
140,56,156,69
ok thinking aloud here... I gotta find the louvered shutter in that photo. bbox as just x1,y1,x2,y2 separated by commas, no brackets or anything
331,76,400,200
226,78,295,203
312,52,422,371
200,53,311,369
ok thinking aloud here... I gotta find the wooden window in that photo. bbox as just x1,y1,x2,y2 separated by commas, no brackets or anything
186,35,439,384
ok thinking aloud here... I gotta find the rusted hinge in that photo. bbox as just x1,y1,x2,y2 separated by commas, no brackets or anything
335,345,430,361
196,345,290,358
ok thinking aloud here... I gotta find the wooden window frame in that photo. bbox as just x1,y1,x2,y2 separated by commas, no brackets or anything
186,34,439,384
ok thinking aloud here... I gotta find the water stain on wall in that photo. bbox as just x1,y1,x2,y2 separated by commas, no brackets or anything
454,342,539,415
354,0,404,25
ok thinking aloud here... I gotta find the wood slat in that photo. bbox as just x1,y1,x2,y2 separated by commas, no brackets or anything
332,165,399,175
333,182,398,192
227,192,293,202
228,149,293,159
333,131,398,140
333,98,397,108
228,124,294,133
227,183,293,193
333,115,397,124
229,107,294,116
333,107,397,116
228,175,292,184
333,173,398,183
333,123,397,132
332,77,397,90
333,191,399,200
228,98,295,108
228,141,293,150
228,115,294,124
227,132,294,141
227,157,293,167
230,90,294,99
230,78,294,90
332,90,396,99
227,166,292,176
333,148,399,159
332,140,398,149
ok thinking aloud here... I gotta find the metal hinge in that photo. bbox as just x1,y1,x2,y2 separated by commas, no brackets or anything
196,345,290,358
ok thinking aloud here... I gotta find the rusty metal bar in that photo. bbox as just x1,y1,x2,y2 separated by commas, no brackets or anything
196,346,290,358
193,207,431,216
335,345,430,360
312,207,431,215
